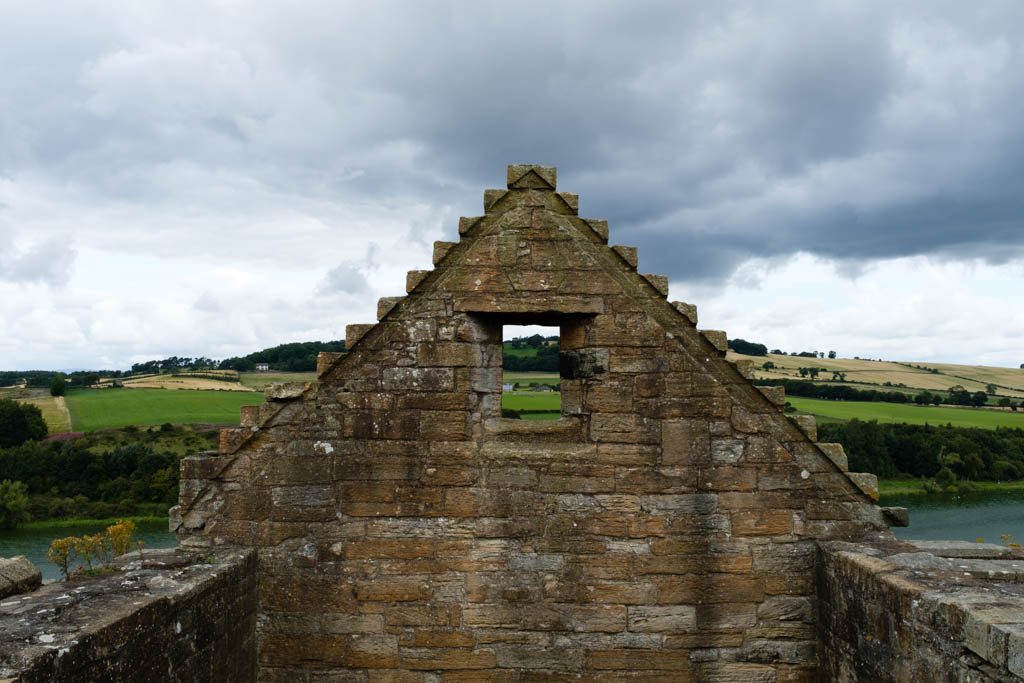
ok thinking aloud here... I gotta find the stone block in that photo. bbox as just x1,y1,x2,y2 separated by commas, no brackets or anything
458,216,483,236
817,443,848,471
587,218,609,242
377,296,403,320
846,472,879,501
672,301,698,324
612,245,638,268
406,269,430,292
316,351,345,377
756,385,786,407
558,192,579,213
0,556,41,599
265,382,306,401
345,322,375,348
881,506,909,527
507,164,557,189
700,330,728,353
642,273,669,297
628,606,697,632
433,241,457,265
788,414,817,441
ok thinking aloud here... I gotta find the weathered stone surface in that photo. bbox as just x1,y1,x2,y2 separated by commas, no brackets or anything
671,301,698,325
0,556,41,600
264,382,307,401
819,541,1024,682
0,549,256,682
164,163,920,681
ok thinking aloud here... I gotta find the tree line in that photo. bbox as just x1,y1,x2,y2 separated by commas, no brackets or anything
764,379,919,404
503,336,560,372
0,439,181,525
219,340,346,372
764,378,1018,408
819,420,1024,482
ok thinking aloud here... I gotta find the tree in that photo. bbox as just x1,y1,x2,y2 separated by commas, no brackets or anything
50,374,66,397
998,398,1012,408
828,350,836,359
0,480,29,529
727,339,768,356
762,361,775,370
986,383,998,396
970,391,988,407
0,399,47,448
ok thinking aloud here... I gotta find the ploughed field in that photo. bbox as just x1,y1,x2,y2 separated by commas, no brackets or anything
728,351,1024,399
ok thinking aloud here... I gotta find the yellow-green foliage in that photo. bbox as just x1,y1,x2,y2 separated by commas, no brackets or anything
46,537,76,580
107,519,136,556
46,518,143,580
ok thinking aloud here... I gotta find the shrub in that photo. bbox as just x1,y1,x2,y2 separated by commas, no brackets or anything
46,519,144,580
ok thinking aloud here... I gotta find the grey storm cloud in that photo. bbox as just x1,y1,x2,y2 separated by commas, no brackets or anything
2,1,1024,283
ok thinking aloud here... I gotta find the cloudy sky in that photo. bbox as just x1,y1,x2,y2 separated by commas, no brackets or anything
2,1,1023,370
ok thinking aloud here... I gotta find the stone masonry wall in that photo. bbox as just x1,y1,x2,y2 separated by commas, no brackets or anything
818,540,1024,682
174,165,895,680
0,548,256,683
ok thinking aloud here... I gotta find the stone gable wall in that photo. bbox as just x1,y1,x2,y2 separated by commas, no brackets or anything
174,165,892,680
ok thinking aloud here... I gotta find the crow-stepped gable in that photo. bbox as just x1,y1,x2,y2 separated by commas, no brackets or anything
172,163,892,680
6,165,1024,682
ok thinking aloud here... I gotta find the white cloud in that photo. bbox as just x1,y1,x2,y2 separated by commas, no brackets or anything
0,1,1022,369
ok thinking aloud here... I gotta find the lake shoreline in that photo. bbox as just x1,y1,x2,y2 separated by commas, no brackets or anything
880,478,1024,497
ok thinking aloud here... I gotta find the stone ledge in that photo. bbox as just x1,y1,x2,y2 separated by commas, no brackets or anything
0,548,256,682
820,540,1024,681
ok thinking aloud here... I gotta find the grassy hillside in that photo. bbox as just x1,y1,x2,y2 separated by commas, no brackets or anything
728,351,1024,399
788,396,1024,430
65,388,264,431
239,371,317,390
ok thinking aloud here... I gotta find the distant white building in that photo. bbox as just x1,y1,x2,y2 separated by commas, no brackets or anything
502,383,515,392
255,363,270,372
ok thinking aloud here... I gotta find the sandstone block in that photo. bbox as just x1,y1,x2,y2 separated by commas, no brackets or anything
0,556,41,599
672,301,698,324
612,245,638,268
642,273,669,297
628,605,697,632
433,241,457,265
507,164,557,189
700,330,728,353
346,322,375,348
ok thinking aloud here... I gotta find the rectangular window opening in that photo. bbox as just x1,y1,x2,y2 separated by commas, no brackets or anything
501,325,561,420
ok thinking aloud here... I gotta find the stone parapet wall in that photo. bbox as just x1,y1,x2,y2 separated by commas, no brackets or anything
0,548,256,683
818,540,1024,681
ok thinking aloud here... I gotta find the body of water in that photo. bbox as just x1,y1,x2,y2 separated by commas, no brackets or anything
885,490,1024,544
2,494,1022,581
0,519,177,581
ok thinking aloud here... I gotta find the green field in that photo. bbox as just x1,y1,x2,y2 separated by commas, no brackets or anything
65,388,264,431
789,396,1024,430
239,372,316,389
501,391,561,412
